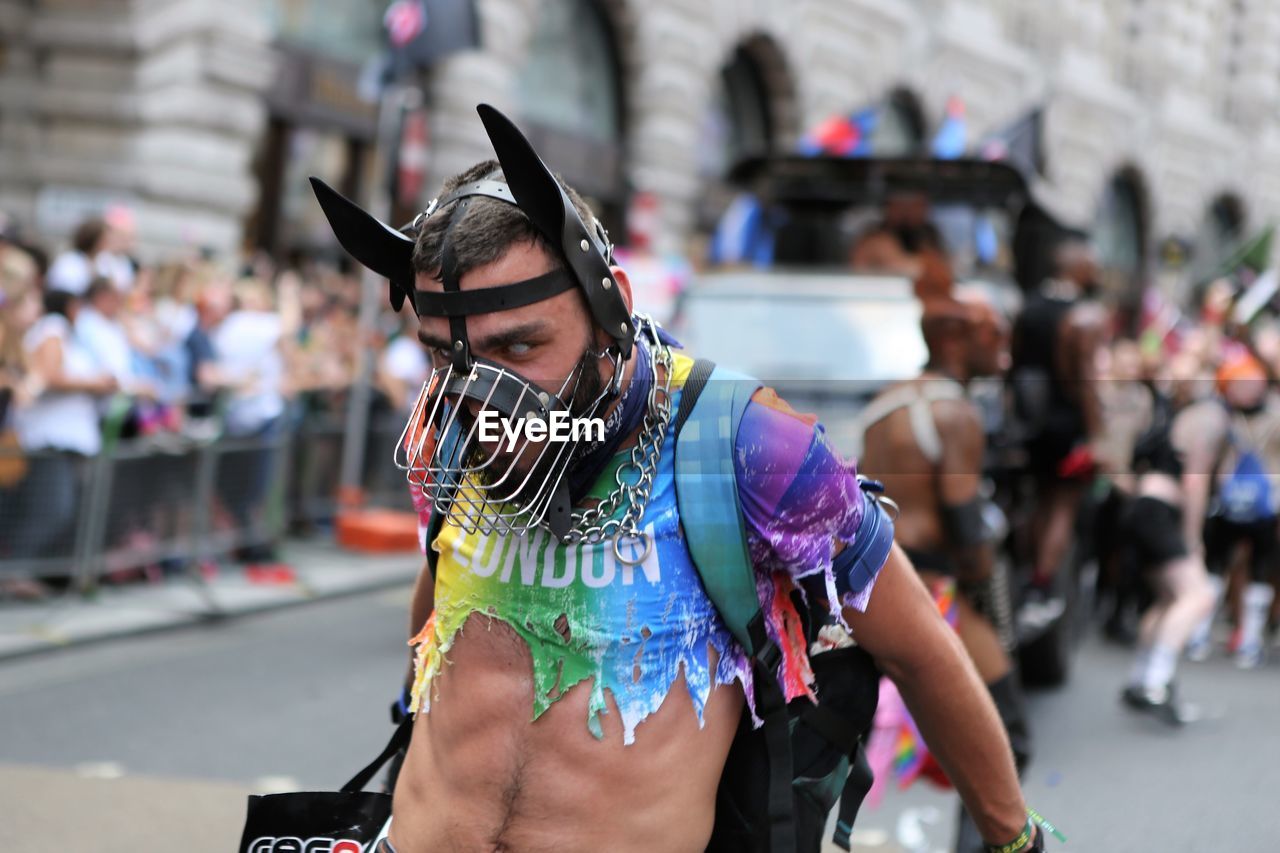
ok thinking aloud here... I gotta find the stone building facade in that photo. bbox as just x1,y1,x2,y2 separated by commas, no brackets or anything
2,0,1277,287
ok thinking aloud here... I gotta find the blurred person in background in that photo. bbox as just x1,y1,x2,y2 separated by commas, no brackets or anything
151,261,200,343
1009,238,1109,598
0,246,42,426
185,274,235,425
46,217,109,295
376,307,429,416
209,277,290,565
282,268,356,398
1092,339,1156,644
1178,353,1280,668
76,276,154,404
858,291,1027,853
1098,338,1216,723
97,205,138,291
0,247,45,597
281,269,360,531
9,289,117,570
120,265,189,426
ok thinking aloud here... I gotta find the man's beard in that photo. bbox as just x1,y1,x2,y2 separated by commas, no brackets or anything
460,348,608,509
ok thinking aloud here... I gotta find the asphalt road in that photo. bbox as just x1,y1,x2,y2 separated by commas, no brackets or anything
0,587,1275,852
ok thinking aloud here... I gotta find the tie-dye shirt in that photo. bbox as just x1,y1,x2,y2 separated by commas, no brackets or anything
407,353,883,743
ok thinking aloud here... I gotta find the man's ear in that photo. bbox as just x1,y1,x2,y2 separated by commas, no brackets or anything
609,264,635,316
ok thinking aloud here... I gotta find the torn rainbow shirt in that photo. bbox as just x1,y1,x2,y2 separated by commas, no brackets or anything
408,353,882,744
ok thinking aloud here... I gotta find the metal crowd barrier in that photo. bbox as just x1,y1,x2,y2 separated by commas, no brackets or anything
0,402,415,601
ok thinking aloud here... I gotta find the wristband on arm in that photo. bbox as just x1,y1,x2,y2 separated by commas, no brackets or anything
986,808,1064,852
985,818,1038,853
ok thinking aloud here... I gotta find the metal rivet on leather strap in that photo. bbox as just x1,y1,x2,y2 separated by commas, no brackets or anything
453,340,464,351
620,322,628,333
579,239,590,252
602,277,611,289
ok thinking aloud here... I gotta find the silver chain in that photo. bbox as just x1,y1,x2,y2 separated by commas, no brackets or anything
550,316,674,558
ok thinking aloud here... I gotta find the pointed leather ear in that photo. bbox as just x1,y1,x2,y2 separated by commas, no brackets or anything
310,177,415,311
474,104,634,356
475,105,569,248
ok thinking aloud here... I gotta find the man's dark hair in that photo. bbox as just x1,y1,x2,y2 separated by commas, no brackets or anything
43,288,78,318
72,217,108,255
85,276,117,302
410,159,599,282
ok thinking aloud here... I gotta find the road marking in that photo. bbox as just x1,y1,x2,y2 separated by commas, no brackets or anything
848,827,891,846
75,761,125,779
895,806,942,852
254,775,299,793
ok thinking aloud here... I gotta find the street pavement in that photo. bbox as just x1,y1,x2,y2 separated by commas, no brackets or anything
0,585,1276,852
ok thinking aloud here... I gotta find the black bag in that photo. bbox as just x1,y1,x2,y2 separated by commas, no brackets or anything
674,361,884,853
238,719,411,853
707,644,881,853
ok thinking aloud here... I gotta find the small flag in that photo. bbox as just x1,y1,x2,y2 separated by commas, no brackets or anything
384,0,427,48
930,95,967,159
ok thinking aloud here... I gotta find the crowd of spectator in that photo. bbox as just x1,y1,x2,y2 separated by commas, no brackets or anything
0,211,426,599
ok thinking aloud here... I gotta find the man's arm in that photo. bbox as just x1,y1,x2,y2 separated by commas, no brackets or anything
1173,403,1224,556
934,400,993,583
843,544,1028,844
1067,305,1107,446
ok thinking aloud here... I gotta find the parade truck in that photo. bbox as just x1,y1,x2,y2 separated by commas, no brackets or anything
673,154,1089,686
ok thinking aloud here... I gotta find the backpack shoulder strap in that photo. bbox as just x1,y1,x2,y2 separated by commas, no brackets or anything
672,359,762,652
673,359,797,853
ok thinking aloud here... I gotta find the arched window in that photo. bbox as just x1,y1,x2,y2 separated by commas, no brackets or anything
1205,194,1245,255
699,45,774,179
515,0,624,222
695,37,794,236
516,0,622,144
1189,193,1246,281
1095,169,1147,292
870,89,926,155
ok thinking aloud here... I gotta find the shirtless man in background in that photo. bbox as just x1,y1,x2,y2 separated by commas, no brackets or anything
858,293,1031,852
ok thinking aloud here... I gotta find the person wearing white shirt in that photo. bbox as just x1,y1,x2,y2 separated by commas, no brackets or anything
46,218,109,296
210,279,288,564
75,277,136,390
11,290,117,559
377,311,429,415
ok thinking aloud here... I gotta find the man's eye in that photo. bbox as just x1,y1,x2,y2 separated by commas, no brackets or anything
506,342,533,357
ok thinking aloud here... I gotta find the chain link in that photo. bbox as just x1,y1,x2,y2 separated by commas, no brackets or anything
550,316,674,548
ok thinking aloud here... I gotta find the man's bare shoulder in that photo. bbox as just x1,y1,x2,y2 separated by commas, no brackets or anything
929,395,982,432
1066,300,1108,329
1172,398,1228,451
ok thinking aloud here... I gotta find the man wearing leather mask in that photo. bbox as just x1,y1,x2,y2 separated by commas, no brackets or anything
314,105,1041,853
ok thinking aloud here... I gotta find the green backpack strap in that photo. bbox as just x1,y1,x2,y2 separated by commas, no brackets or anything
672,360,762,652
673,359,796,853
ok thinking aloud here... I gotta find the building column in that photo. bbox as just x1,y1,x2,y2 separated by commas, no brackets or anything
2,0,273,259
623,1,719,255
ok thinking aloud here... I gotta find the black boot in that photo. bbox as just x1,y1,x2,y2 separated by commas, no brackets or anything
987,672,1033,773
954,674,1033,852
